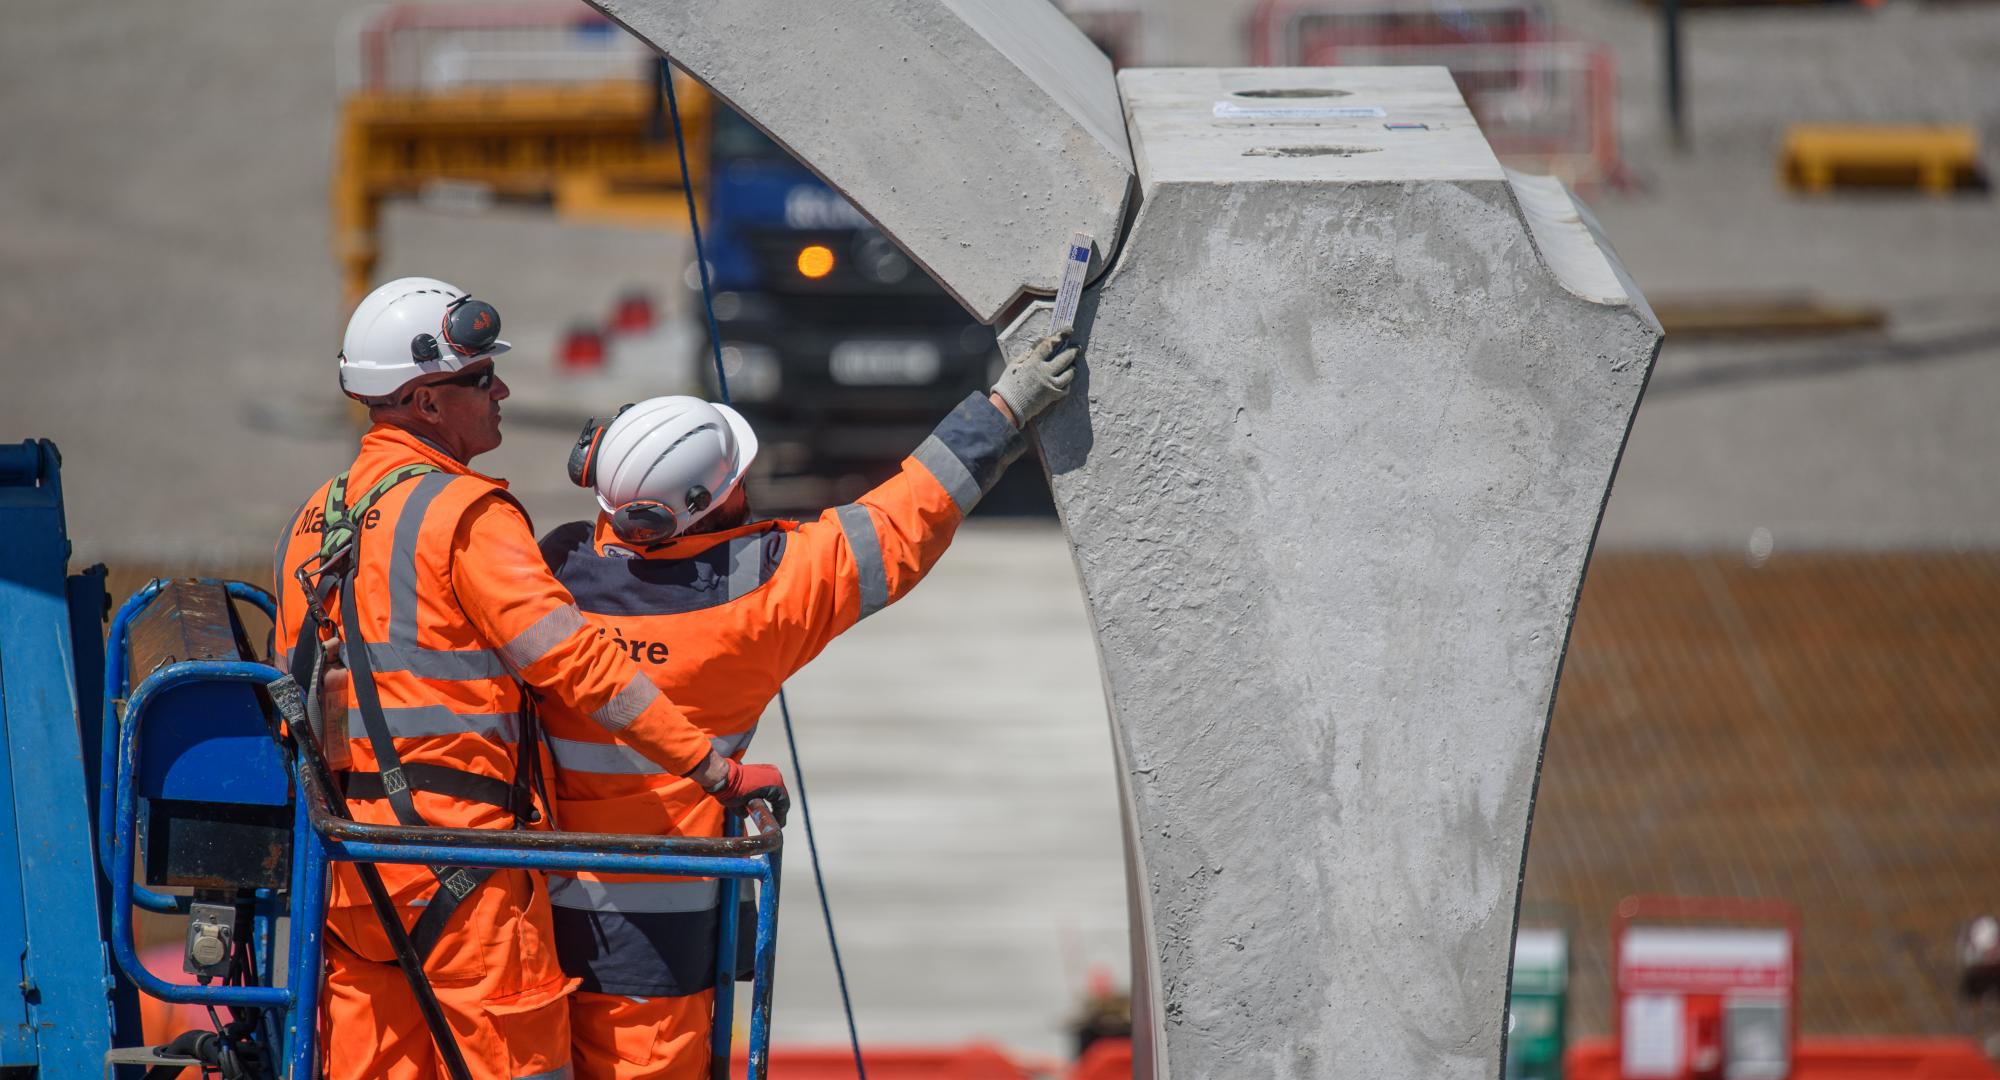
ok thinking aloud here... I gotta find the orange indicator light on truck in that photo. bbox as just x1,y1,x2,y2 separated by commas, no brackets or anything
797,245,836,279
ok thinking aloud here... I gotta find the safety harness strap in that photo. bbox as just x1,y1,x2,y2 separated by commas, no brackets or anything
270,667,475,1080
339,575,431,828
327,471,522,963
336,536,505,959
289,463,548,964
402,696,547,959
342,762,536,818
318,463,439,563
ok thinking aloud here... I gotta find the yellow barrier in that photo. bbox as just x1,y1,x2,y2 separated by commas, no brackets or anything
332,78,711,307
1780,123,1980,196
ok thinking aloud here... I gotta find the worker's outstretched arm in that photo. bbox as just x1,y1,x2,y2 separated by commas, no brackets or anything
778,334,1079,667
452,494,718,778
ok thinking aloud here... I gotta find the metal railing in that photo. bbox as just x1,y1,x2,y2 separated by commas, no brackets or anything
104,580,782,1079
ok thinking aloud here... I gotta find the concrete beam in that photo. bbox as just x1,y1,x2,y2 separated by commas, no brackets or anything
589,0,1136,323
1004,67,1661,1077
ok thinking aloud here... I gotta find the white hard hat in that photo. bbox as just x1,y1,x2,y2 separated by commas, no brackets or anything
568,396,759,542
338,276,511,401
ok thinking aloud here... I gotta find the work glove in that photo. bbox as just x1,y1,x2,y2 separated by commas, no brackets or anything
707,758,791,826
991,333,1081,425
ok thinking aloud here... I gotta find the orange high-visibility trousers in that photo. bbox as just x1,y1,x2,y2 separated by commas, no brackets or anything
319,866,575,1080
322,933,575,1080
569,990,713,1080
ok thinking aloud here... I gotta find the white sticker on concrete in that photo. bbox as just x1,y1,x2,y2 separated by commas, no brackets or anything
1212,102,1387,120
1051,231,1092,333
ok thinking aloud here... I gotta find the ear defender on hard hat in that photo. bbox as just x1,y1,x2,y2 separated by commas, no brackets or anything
604,483,716,545
567,404,636,490
411,296,504,364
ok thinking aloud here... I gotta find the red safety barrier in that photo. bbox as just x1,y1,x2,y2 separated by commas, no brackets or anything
344,0,652,93
1568,1036,2000,1079
731,1043,1041,1079
1247,0,1628,189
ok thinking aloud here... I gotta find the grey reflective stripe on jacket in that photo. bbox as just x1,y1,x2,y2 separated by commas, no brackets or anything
711,727,754,758
910,392,1027,515
546,728,755,776
912,434,982,514
544,735,659,775
500,604,588,671
721,534,767,601
513,1066,573,1080
547,874,720,914
377,706,521,742
358,472,510,681
834,503,889,620
591,674,660,732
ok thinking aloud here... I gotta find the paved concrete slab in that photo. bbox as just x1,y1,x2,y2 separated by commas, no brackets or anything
1004,67,1661,1078
589,0,1135,323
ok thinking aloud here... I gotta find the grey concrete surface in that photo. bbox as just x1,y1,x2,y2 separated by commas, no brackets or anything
590,0,1135,323
1003,67,1659,1078
4,0,2000,1066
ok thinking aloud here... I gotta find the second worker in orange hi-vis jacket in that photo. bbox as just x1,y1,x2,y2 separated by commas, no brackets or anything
274,277,787,1080
536,333,1081,1079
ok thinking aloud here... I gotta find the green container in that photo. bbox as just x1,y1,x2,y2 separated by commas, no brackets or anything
1506,928,1568,1080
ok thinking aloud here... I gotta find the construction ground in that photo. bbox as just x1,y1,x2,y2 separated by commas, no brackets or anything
3,0,1999,1060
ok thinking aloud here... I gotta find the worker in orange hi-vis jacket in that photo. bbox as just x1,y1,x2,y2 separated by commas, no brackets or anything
274,276,787,1080
537,333,1079,1079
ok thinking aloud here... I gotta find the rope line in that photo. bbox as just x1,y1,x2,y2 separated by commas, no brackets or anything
664,60,869,1080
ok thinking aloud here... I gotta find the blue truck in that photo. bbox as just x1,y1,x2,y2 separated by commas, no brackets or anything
693,107,1045,507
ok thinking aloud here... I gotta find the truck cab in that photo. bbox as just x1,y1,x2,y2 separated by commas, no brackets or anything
696,107,1007,498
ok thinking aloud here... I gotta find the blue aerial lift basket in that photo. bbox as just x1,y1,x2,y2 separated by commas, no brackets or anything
2,439,784,1079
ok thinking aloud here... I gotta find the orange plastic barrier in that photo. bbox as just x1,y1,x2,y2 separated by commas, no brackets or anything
731,1043,1039,1079
1567,1036,2000,1079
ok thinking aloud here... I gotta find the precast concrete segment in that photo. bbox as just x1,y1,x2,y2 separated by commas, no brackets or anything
588,0,1135,323
1004,67,1662,1079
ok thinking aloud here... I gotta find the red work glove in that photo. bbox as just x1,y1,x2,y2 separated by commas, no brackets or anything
708,758,790,826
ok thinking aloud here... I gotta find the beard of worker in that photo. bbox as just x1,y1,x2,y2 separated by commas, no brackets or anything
678,484,749,536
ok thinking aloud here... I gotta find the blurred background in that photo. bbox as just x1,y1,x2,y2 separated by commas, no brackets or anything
2,0,1997,1075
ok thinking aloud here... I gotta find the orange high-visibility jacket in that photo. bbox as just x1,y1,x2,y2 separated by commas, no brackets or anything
536,392,1026,995
274,424,717,992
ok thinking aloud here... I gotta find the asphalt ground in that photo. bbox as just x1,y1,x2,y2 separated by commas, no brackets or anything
4,0,1998,1058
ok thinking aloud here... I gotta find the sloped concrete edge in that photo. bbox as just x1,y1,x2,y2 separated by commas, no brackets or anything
589,0,1135,323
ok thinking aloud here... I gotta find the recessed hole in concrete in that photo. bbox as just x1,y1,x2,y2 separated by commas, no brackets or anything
1243,145,1381,158
1232,87,1351,99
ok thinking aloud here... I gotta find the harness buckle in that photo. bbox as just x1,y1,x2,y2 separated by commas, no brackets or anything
438,868,480,900
513,787,543,826
292,543,354,638
380,767,409,795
